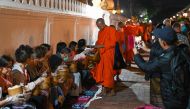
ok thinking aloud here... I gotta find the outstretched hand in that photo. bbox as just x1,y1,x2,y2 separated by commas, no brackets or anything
139,41,150,52
6,94,26,105
23,92,32,101
133,47,139,55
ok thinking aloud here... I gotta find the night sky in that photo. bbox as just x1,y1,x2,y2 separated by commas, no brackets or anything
114,0,190,23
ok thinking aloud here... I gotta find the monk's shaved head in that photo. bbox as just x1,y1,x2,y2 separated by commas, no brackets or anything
96,18,106,30
118,22,124,28
96,18,105,24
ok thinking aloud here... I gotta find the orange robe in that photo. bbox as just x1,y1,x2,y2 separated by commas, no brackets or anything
138,25,144,36
91,26,116,88
144,24,153,42
116,30,125,54
124,25,140,63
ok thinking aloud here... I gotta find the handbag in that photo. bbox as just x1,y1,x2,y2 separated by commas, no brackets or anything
113,42,127,70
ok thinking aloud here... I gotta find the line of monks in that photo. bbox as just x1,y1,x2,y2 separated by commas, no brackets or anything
91,18,152,96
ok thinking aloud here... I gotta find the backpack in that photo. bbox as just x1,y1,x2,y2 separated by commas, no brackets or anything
169,44,190,107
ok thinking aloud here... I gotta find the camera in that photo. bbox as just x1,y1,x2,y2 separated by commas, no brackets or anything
135,36,142,50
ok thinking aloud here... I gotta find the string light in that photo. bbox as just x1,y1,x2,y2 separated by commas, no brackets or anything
183,13,188,17
121,9,124,13
112,10,117,14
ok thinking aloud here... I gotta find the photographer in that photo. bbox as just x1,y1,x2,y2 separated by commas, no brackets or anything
139,38,164,108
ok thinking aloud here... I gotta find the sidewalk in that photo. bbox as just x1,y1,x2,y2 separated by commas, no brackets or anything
88,66,150,109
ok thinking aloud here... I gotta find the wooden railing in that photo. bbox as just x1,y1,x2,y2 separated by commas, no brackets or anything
0,0,109,19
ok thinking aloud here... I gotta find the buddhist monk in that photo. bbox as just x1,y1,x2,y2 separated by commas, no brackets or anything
124,22,140,66
145,24,153,42
116,22,126,55
91,18,116,96
114,22,127,81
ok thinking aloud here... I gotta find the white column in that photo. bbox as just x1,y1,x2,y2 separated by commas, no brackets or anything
70,0,72,12
55,0,58,9
35,0,40,6
82,3,84,14
79,2,82,13
50,0,54,8
76,1,79,13
62,0,65,11
41,0,45,7
58,0,62,10
29,0,34,5
74,0,77,12
46,0,50,8
68,0,71,11
73,0,75,12
22,0,28,4
65,0,68,11
44,18,51,44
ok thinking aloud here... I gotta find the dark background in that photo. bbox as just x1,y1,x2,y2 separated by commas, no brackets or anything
113,0,190,23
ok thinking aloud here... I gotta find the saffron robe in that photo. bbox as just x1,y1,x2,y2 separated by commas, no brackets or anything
91,26,116,88
124,25,140,63
116,30,126,54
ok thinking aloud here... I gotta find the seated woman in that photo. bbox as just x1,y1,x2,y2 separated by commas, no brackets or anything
59,47,83,96
48,55,65,109
12,45,32,85
0,55,13,97
76,39,95,88
62,47,72,65
0,87,26,108
20,45,50,109
11,45,46,109
69,41,77,59
33,45,49,75
40,43,53,60
56,42,67,59
0,55,26,108
77,39,86,54
20,45,41,82
40,43,53,74
12,45,44,86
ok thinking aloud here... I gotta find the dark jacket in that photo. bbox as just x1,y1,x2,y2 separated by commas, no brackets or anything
146,40,163,79
134,45,188,109
149,40,163,61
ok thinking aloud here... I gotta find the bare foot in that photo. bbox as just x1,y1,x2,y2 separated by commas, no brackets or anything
107,89,116,96
99,87,107,96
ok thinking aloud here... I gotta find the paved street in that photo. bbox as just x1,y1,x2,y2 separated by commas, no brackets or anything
89,65,150,109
